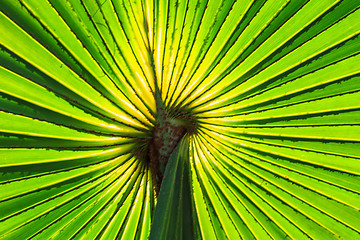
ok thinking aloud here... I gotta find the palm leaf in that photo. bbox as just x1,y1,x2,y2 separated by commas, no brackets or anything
1,0,360,239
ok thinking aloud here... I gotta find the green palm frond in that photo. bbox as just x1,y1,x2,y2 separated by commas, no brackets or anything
1,0,360,239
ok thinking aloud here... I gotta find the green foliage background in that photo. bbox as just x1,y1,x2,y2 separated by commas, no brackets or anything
1,0,360,239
